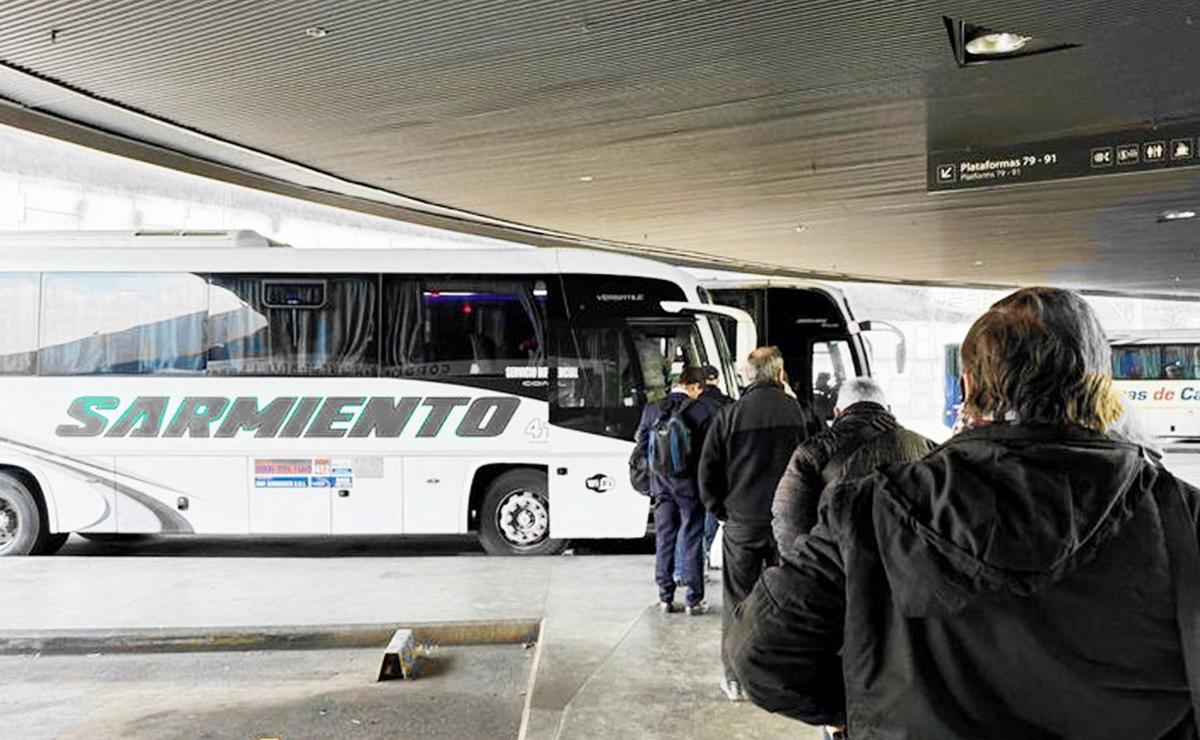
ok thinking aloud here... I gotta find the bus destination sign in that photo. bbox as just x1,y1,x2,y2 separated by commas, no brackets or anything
928,122,1200,192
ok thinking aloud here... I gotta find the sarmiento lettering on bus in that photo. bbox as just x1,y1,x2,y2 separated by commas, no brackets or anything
55,395,521,439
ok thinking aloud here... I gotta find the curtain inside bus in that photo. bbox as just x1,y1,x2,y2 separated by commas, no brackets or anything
208,275,376,376
380,278,546,379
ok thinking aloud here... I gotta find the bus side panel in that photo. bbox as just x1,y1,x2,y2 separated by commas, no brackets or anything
116,456,248,535
1117,379,1200,438
0,455,117,534
548,428,649,539
402,456,469,534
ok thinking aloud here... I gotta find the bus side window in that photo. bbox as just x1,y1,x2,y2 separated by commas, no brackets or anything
381,277,546,379
811,338,852,419
551,323,641,440
0,273,38,375
1162,345,1200,380
41,272,209,375
1112,346,1160,380
208,274,376,376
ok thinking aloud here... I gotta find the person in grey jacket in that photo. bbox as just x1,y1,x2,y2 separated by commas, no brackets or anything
771,377,935,553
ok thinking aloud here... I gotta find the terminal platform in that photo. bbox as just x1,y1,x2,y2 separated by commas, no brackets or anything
0,543,819,739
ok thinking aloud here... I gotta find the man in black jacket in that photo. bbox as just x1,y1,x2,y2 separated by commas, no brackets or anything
729,287,1200,739
699,346,824,701
772,376,934,553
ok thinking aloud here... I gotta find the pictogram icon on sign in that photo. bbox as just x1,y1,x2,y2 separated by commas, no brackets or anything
1090,147,1113,167
1172,138,1193,160
1116,144,1139,164
936,164,956,183
1144,141,1166,162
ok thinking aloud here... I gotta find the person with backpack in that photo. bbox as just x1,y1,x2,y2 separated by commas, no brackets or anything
728,287,1200,739
771,376,934,554
672,365,735,585
633,366,717,615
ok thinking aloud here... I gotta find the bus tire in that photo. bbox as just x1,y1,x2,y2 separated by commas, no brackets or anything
478,469,567,556
0,471,46,557
34,532,70,556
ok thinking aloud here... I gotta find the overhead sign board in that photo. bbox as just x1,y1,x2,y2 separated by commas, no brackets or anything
928,122,1200,192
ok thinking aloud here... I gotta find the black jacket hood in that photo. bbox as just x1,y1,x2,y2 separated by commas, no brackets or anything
871,423,1160,617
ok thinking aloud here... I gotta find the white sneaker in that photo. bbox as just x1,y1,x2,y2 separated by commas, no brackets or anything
720,677,747,702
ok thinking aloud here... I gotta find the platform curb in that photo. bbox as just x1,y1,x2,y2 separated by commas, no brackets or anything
0,618,541,656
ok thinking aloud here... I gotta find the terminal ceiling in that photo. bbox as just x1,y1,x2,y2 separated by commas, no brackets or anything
0,1,1197,296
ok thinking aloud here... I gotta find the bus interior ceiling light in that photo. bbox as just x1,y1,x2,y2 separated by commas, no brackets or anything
944,17,1077,66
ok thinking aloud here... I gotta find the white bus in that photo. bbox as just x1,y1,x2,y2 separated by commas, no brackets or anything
1111,331,1200,441
0,231,753,556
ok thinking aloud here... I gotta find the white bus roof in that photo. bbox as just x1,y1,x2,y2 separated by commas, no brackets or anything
0,230,282,249
699,276,848,302
0,231,698,287
1109,330,1200,345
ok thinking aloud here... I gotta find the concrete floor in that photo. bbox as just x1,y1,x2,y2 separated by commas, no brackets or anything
3,646,529,740
0,552,818,739
10,451,1195,739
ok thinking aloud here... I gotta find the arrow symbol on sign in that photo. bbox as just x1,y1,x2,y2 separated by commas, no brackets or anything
937,165,954,181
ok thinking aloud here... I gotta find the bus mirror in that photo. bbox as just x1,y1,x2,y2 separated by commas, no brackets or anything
857,320,906,375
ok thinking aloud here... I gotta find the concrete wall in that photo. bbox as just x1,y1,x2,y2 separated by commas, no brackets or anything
0,123,521,250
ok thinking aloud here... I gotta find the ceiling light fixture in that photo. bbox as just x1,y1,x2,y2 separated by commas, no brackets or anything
794,224,808,233
578,175,594,182
305,27,329,39
944,17,1077,67
965,32,1030,56
1159,209,1197,222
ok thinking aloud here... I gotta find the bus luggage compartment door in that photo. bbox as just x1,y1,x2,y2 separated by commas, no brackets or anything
550,454,649,539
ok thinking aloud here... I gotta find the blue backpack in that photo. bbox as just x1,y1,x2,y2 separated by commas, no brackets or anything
647,399,696,479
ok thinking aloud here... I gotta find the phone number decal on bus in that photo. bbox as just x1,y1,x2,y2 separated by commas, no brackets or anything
55,395,523,439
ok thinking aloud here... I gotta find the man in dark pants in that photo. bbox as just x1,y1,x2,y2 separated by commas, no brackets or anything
635,367,717,614
674,365,734,584
699,346,823,701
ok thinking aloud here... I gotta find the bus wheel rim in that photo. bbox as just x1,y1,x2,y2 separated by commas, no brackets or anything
0,495,18,552
496,489,549,548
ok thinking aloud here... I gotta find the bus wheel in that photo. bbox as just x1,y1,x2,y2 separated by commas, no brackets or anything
0,472,46,557
479,469,567,556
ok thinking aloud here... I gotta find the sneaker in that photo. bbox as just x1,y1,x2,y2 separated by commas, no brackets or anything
720,677,747,702
685,602,710,616
658,600,679,614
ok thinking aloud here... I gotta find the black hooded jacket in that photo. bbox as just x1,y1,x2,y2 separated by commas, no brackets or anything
728,423,1200,739
772,401,935,550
